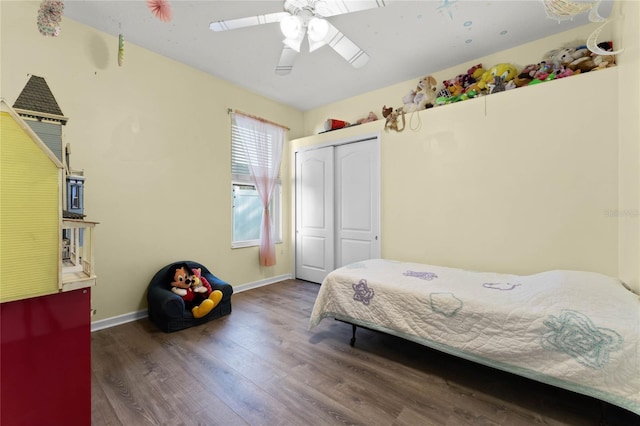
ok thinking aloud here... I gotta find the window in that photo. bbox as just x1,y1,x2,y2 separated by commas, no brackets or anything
231,119,282,248
70,184,80,209
66,178,83,212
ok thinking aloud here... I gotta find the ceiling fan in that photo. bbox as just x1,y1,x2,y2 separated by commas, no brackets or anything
209,0,391,75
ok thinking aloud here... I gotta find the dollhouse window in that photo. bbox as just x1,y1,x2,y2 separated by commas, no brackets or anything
66,177,84,213
70,185,80,209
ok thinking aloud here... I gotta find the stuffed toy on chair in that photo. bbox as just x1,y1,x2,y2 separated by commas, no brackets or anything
168,263,223,319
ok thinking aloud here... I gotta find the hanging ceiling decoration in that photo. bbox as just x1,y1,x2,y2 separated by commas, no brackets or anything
37,0,65,37
586,19,624,55
118,34,125,67
209,0,391,75
543,0,603,23
543,0,624,56
147,0,172,23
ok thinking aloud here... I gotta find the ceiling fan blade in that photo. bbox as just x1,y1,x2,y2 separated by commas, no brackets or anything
275,45,298,75
315,0,392,18
209,11,290,32
323,21,369,68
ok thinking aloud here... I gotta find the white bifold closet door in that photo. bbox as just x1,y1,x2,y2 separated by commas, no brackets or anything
295,138,380,284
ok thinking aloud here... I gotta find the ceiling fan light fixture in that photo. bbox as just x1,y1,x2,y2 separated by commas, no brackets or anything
283,35,303,52
307,17,328,41
280,15,302,39
308,37,326,52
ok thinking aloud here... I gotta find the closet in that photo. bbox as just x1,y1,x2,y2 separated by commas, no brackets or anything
295,137,380,283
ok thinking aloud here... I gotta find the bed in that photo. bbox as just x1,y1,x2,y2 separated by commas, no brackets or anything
309,259,640,415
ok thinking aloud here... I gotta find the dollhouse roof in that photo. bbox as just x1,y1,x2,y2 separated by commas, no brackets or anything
13,75,68,124
1,99,64,169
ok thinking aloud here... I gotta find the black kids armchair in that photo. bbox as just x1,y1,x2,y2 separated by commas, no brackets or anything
147,261,233,332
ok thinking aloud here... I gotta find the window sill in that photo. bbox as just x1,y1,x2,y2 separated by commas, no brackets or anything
232,240,283,249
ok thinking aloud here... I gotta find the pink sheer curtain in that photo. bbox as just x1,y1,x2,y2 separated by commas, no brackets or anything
232,113,285,266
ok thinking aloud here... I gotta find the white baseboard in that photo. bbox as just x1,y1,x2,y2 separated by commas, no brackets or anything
91,310,148,332
90,273,292,332
232,273,292,293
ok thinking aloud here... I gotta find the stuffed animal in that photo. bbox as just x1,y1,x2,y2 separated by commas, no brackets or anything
546,46,589,70
512,63,538,87
382,105,405,132
402,88,419,113
168,263,223,319
555,65,578,79
442,77,465,97
532,61,553,81
488,75,506,94
436,88,479,105
467,63,485,81
551,42,616,73
588,41,617,71
437,64,485,104
568,41,616,72
402,75,437,113
356,111,378,124
442,65,480,97
413,75,438,110
477,63,518,93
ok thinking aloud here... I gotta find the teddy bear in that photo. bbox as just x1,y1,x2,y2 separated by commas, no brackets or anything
168,263,223,319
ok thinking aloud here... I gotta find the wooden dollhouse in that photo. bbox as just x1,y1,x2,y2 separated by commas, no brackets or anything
1,75,98,297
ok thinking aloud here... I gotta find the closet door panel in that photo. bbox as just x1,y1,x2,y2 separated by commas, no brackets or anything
335,140,380,269
295,147,334,283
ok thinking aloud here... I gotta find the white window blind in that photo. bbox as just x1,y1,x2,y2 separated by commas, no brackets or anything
231,123,278,181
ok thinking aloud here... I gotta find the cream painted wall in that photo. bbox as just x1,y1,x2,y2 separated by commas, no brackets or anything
1,1,303,321
294,18,638,281
614,0,640,292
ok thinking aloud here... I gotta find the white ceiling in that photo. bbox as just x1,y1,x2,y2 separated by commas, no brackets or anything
63,0,613,111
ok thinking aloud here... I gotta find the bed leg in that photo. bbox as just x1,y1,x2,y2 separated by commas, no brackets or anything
598,401,608,426
350,324,357,347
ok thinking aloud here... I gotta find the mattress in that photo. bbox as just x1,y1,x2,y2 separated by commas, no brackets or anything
309,259,640,414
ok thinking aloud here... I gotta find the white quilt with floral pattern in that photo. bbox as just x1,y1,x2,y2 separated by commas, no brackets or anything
309,259,640,414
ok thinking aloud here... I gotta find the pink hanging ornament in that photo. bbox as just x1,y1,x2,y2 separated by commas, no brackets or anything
146,0,172,23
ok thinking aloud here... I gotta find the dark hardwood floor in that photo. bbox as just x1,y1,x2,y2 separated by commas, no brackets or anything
91,279,639,425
